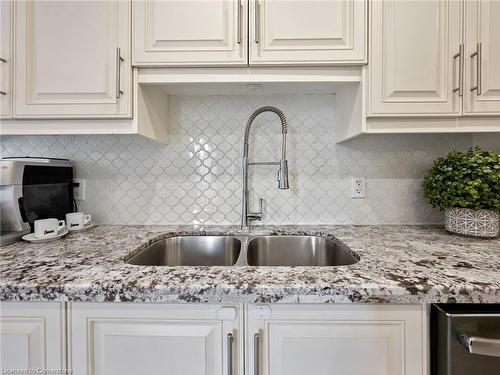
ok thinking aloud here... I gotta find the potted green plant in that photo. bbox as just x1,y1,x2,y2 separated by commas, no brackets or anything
423,146,499,238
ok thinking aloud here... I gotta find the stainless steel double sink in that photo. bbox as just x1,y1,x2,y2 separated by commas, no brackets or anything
126,235,359,267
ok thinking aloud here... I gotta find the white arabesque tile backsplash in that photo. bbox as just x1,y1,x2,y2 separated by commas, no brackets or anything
1,95,473,225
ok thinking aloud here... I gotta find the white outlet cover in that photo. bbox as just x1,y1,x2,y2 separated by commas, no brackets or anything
351,177,365,198
73,178,86,201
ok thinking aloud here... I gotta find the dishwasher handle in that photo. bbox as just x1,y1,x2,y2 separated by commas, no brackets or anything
457,329,500,357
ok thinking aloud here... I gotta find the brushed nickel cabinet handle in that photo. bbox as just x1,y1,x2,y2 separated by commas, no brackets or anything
255,0,260,43
470,43,482,95
453,44,464,97
237,0,242,44
254,332,259,375
115,47,124,99
227,333,234,375
1,57,7,96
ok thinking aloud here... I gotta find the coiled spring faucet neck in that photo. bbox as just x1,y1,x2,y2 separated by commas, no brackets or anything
243,106,288,158
241,106,290,229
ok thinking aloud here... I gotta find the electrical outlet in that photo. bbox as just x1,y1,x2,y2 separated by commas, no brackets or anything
73,178,86,201
351,177,365,198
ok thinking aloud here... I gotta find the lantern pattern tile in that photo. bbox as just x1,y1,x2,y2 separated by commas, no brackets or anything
1,95,472,225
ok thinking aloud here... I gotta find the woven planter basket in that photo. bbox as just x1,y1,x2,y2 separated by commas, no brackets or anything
445,208,499,238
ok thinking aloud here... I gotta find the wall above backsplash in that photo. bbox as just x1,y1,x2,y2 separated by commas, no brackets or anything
1,94,473,225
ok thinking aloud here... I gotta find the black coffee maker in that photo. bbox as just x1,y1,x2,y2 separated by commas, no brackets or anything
0,157,76,243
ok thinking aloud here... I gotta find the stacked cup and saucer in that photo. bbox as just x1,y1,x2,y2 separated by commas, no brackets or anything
65,212,94,232
22,218,68,243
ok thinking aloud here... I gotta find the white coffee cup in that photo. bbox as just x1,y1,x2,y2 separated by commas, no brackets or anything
65,212,92,230
34,218,66,238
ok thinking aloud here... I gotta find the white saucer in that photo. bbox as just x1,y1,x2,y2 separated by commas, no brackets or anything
67,223,94,232
22,228,69,243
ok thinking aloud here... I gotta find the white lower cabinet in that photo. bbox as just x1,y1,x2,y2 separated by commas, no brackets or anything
69,303,243,375
1,302,426,375
0,302,66,372
246,304,426,375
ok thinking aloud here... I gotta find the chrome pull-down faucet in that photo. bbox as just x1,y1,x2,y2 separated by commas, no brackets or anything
241,106,289,229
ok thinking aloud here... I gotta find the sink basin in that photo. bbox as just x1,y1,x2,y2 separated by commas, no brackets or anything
126,236,241,266
247,236,359,266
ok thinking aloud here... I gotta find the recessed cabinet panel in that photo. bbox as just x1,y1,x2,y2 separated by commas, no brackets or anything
134,0,247,66
0,319,44,369
269,321,403,374
369,0,462,116
92,320,221,375
0,0,11,118
0,302,65,372
250,0,366,65
14,0,131,118
464,0,500,114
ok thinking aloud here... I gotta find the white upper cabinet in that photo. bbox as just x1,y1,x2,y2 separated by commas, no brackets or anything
14,0,131,118
0,0,12,118
249,0,367,65
133,0,365,67
368,0,462,116
464,0,500,115
133,0,248,66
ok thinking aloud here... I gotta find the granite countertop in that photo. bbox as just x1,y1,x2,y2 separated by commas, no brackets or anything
0,225,499,304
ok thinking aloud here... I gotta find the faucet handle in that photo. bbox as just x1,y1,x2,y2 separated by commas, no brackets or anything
247,198,264,222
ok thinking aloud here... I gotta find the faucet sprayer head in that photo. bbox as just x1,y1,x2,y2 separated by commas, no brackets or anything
278,159,289,190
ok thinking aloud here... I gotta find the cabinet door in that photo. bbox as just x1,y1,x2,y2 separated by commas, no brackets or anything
249,0,366,65
70,303,242,375
0,302,66,372
133,0,247,66
14,0,131,118
464,0,500,114
368,0,462,116
247,304,425,375
0,0,11,118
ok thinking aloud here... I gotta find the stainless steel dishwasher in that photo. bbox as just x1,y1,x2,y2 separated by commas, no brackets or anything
431,304,500,375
